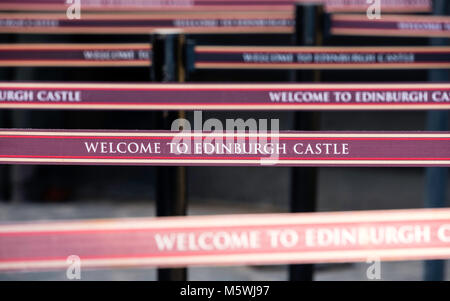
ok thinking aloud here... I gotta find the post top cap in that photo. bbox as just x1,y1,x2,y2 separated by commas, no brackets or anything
153,28,185,35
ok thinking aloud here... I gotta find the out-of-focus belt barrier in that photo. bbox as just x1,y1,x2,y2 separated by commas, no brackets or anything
0,12,295,34
330,14,450,38
3,44,450,70
1,11,448,37
194,46,450,70
0,44,152,67
0,0,432,13
0,208,449,272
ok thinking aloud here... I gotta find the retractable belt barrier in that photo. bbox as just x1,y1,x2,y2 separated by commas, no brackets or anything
194,46,450,70
0,0,432,13
0,129,449,167
330,14,450,38
0,82,448,111
2,44,450,70
0,10,448,38
0,12,295,34
0,208,449,271
0,44,152,67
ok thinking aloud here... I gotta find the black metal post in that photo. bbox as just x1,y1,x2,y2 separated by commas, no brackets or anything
289,4,324,281
151,30,188,281
0,34,13,202
423,0,449,282
0,110,11,202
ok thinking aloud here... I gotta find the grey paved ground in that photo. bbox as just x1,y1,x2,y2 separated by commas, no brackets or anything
0,201,449,281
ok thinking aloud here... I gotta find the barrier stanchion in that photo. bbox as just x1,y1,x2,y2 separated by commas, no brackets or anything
0,110,10,202
424,0,449,282
289,3,324,282
151,30,188,281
